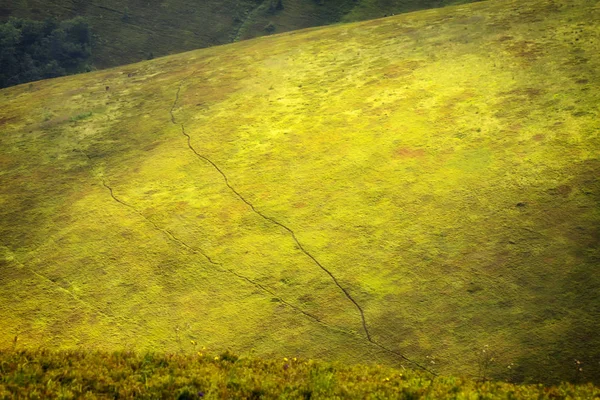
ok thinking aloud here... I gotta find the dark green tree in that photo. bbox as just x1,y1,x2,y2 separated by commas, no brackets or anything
0,16,92,88
268,0,284,14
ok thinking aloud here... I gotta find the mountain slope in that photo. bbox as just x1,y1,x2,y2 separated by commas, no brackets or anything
0,0,263,68
0,0,477,70
1,0,599,384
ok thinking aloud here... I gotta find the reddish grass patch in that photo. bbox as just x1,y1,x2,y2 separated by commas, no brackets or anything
394,147,426,158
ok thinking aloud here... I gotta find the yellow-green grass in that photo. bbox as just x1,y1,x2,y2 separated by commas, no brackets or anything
1,349,599,399
0,0,599,384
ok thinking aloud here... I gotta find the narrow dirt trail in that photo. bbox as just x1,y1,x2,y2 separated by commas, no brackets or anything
170,79,437,376
101,178,331,328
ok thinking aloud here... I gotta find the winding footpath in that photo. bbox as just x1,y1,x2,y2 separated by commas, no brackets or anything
169,78,437,376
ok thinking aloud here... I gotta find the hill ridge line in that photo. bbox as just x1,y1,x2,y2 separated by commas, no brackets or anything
169,80,437,376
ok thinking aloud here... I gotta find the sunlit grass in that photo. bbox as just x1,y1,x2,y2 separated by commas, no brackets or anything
0,0,598,385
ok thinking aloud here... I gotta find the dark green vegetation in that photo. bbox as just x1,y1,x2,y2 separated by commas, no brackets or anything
0,0,599,387
1,349,599,399
0,0,478,70
0,17,91,88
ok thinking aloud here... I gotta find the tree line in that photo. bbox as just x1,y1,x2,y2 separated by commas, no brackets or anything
0,17,92,88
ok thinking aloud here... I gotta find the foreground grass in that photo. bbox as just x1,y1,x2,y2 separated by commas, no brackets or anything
1,349,598,399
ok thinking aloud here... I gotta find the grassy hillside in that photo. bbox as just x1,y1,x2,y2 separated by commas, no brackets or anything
234,0,480,43
2,349,599,399
0,0,599,385
0,0,476,70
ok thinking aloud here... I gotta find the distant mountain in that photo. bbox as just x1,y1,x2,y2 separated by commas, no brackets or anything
0,0,478,69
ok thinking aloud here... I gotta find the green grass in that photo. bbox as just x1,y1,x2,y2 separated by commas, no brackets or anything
1,349,599,399
0,0,599,386
68,111,93,123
